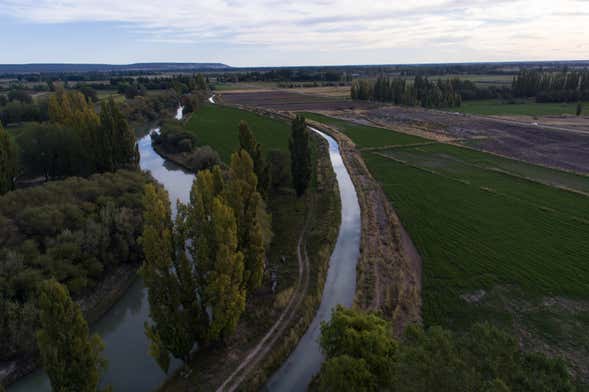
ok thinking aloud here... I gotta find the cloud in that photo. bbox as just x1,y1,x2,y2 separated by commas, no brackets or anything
0,0,588,61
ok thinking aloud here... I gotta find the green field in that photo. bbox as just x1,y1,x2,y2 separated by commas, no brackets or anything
186,104,290,161
308,113,589,374
452,99,587,116
364,146,589,326
302,112,425,148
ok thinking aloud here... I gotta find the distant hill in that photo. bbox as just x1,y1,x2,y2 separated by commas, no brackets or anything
0,63,232,74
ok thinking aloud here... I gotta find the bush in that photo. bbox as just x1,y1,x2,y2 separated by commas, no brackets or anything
316,307,576,392
0,170,151,362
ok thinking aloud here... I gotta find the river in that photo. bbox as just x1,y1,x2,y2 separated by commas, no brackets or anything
266,127,361,391
9,106,192,392
9,107,361,392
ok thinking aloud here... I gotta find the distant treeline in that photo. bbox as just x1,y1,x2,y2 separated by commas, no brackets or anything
351,69,589,107
351,76,463,108
217,69,349,83
512,69,589,102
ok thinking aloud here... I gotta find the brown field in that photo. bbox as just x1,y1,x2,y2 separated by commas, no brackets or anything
362,106,589,174
219,90,375,111
220,89,589,174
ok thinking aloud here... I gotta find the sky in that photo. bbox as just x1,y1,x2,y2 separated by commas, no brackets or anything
0,0,587,67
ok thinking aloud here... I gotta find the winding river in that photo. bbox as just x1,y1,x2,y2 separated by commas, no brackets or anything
9,106,191,392
266,127,361,391
9,106,361,392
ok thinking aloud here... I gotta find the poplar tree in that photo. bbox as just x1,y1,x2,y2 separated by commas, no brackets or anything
289,115,312,197
141,184,201,371
206,198,246,340
188,168,246,341
99,97,139,171
0,122,16,194
238,121,270,198
36,279,107,392
224,150,269,291
48,89,100,173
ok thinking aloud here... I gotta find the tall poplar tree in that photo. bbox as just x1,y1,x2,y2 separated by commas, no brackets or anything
0,122,16,194
99,97,139,171
238,121,270,198
224,150,269,291
188,168,246,341
141,184,202,371
36,279,107,392
289,115,312,197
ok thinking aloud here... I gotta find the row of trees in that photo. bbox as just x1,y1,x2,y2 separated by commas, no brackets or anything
142,127,272,371
48,89,139,174
316,306,576,391
5,90,139,183
351,76,462,108
512,69,589,102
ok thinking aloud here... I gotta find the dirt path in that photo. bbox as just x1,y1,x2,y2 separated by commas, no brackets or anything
216,215,311,392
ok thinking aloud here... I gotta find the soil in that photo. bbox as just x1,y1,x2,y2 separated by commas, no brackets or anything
361,106,589,175
219,90,376,111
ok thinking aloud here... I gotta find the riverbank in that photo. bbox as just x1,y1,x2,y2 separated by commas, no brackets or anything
158,123,340,391
306,118,422,335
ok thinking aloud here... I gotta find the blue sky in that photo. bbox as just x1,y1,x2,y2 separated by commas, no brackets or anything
0,0,587,66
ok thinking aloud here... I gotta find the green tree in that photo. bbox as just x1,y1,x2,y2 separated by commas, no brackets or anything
98,97,139,171
188,168,246,341
239,121,270,198
320,305,397,386
318,355,375,392
317,307,576,392
141,184,201,372
0,122,16,194
36,279,107,392
289,115,312,197
224,150,270,290
205,197,246,340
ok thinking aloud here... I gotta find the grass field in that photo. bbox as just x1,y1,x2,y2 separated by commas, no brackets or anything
364,146,589,325
452,99,588,116
308,112,589,378
302,112,425,148
186,104,290,161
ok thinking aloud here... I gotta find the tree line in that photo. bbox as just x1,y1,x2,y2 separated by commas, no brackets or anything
141,124,273,371
1,89,139,185
512,69,589,102
315,306,577,391
142,115,312,372
351,76,462,108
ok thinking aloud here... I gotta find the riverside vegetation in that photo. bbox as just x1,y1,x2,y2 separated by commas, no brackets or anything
157,109,339,390
0,85,148,388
